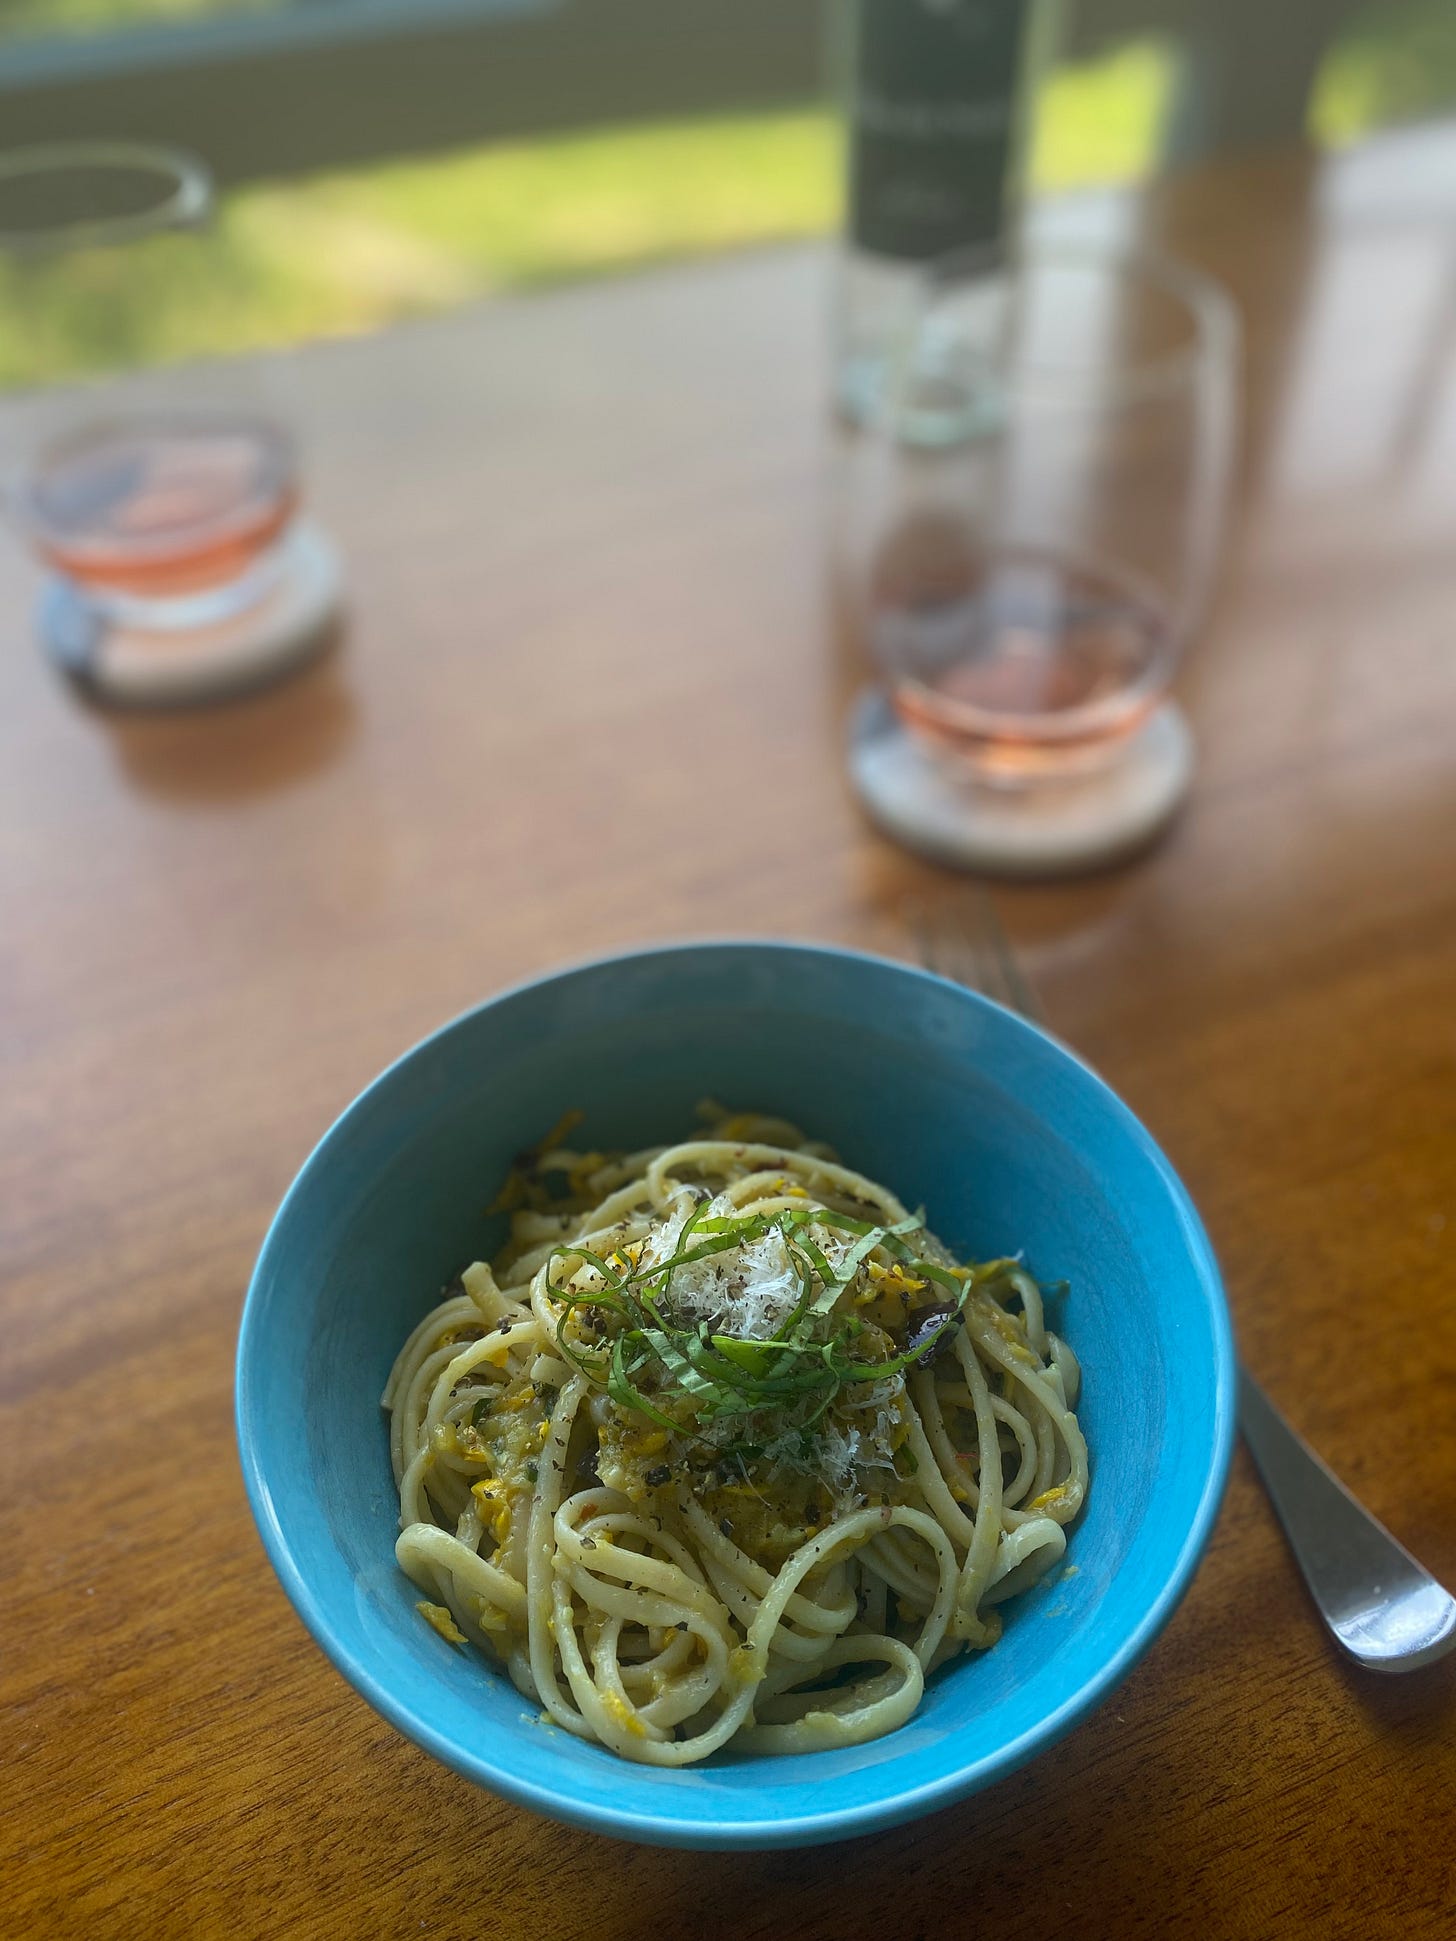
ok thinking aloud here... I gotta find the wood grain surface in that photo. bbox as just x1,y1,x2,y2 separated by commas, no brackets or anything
4,127,1456,1941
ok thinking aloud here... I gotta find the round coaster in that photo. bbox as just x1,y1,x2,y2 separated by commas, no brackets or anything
38,520,343,708
848,689,1194,879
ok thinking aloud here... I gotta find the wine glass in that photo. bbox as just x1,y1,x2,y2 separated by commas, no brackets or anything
0,141,340,705
844,239,1239,875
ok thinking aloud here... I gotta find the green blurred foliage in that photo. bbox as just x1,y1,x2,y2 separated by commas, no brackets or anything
1312,0,1456,142
0,2,1453,389
0,42,1172,388
0,0,276,32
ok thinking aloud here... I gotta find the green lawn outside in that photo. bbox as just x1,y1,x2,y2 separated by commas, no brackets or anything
0,0,278,34
0,40,1178,386
0,6,1453,388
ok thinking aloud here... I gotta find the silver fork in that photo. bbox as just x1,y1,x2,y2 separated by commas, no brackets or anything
918,888,1456,1673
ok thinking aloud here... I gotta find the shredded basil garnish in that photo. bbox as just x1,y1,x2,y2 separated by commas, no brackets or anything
545,1207,1009,1433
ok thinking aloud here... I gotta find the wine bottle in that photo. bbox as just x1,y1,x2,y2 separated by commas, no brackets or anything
834,0,1045,442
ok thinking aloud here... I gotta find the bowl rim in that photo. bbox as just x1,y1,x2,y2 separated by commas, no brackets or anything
236,938,1237,1848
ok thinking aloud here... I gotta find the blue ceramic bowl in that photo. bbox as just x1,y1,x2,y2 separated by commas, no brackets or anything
237,942,1234,1849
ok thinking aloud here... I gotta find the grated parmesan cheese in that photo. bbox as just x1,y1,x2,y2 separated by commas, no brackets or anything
641,1199,805,1339
634,1199,908,1505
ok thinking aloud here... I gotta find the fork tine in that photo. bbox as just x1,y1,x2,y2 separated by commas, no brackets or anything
954,923,997,1005
973,886,1044,1025
916,897,986,998
914,901,971,993
966,900,1009,1008
914,887,1043,1026
910,903,940,981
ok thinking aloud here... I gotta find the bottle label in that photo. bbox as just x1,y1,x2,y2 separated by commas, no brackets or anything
850,0,1025,263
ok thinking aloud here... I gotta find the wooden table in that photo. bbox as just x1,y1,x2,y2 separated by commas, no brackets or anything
5,126,1455,1939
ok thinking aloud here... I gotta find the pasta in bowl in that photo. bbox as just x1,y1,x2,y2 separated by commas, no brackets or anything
388,1108,1088,1764
237,942,1234,1848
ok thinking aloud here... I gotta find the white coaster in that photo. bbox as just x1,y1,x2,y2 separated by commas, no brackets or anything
848,689,1194,878
39,520,343,707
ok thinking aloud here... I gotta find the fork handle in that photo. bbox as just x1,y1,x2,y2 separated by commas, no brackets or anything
1238,1369,1456,1672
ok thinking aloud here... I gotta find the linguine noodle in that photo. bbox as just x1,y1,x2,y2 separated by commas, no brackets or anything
385,1107,1088,1764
